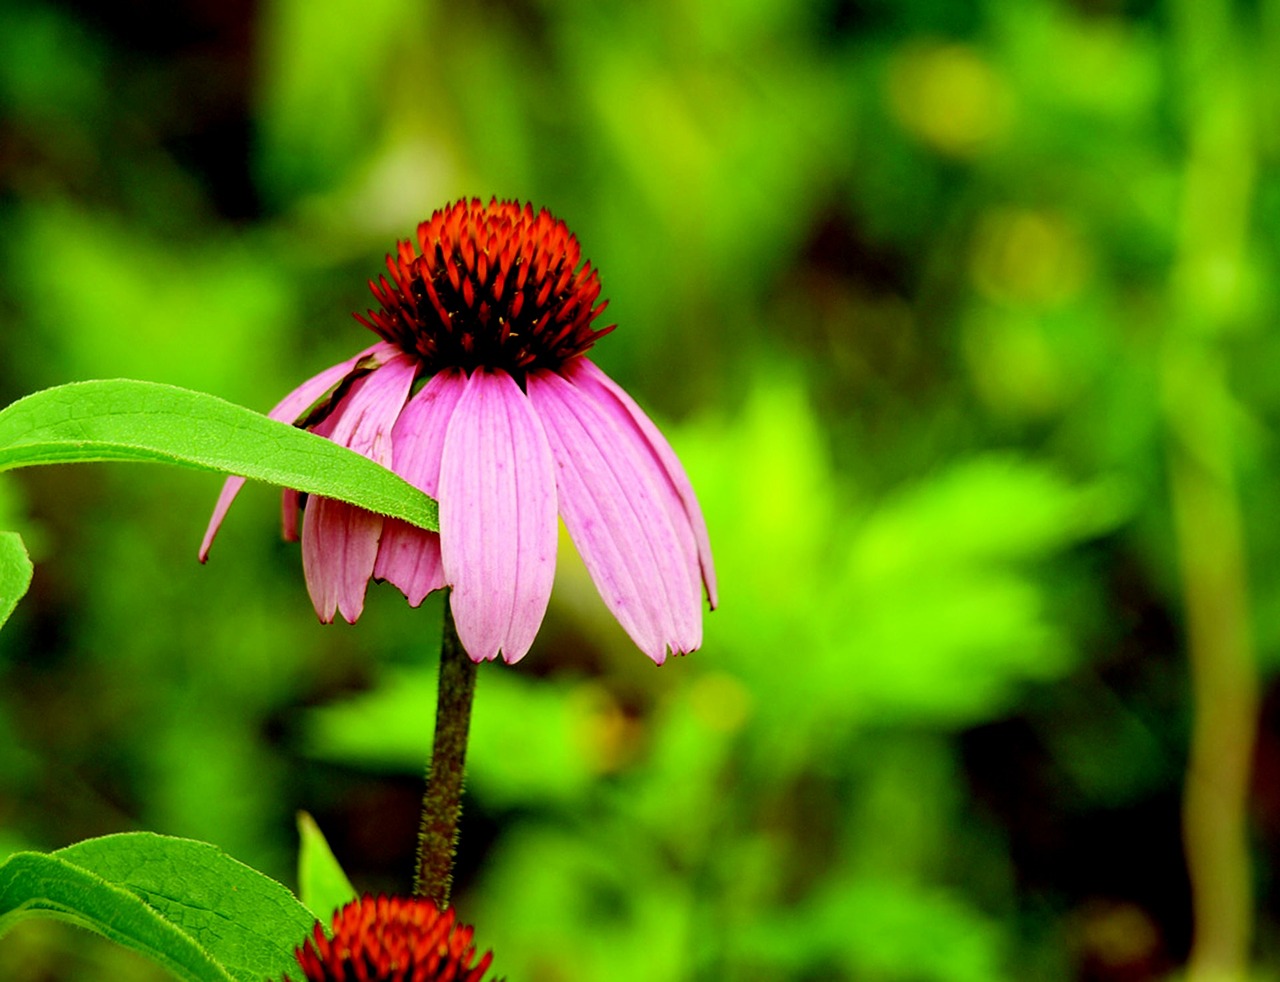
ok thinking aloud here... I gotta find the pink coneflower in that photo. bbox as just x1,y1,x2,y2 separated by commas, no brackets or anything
201,198,716,664
283,895,495,982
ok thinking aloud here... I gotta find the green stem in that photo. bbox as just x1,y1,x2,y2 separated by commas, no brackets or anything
1165,344,1257,982
1166,2,1258,975
1172,348,1259,982
414,596,478,906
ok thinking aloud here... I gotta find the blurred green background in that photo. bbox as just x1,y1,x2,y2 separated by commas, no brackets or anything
2,0,1279,978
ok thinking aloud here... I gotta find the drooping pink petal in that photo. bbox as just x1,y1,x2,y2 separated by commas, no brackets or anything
323,351,419,459
300,353,419,623
199,475,253,562
564,357,718,610
301,496,385,623
527,368,702,663
198,341,399,561
438,369,557,663
281,488,301,542
373,369,467,606
284,399,343,543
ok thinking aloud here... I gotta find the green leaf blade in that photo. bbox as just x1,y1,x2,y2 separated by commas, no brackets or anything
296,812,358,923
0,834,321,982
54,833,318,982
0,851,234,982
0,380,437,531
0,531,33,631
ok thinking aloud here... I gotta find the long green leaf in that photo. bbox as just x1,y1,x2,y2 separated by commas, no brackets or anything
0,833,319,982
0,380,437,531
0,531,32,631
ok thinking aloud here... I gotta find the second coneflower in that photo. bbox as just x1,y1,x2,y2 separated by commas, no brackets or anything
283,895,495,982
200,198,716,665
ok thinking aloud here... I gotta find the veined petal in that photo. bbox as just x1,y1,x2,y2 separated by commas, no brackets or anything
197,341,399,561
301,496,384,623
565,357,717,609
284,401,342,541
439,370,557,663
272,340,400,426
300,354,419,622
373,369,467,605
323,352,419,463
527,368,702,663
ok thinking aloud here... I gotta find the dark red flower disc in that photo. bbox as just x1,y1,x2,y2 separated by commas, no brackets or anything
283,895,495,982
357,198,614,376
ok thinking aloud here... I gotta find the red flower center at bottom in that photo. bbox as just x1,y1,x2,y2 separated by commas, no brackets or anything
357,198,614,377
285,895,495,982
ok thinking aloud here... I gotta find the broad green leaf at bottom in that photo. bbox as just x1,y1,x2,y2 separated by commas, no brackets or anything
0,833,319,982
0,852,232,982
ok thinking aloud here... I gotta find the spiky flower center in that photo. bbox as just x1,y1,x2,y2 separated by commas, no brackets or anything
358,198,613,376
284,895,495,982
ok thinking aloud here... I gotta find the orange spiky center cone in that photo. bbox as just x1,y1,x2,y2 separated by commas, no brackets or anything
357,198,614,377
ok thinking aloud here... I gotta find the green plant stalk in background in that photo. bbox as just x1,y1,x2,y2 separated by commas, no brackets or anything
1166,345,1258,980
1167,0,1258,975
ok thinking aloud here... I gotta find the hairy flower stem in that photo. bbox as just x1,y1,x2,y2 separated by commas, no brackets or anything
414,596,477,906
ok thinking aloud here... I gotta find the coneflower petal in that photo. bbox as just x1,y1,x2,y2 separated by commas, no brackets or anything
527,367,702,663
198,341,397,562
300,354,418,623
374,369,467,606
566,357,718,609
300,497,384,624
439,369,557,663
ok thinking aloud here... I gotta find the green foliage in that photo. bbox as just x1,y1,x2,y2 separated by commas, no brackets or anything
744,879,1010,982
301,382,1119,977
0,4,104,124
4,0,1279,977
0,380,437,531
6,208,296,401
0,834,316,982
295,814,356,924
677,381,1125,732
304,665,601,808
471,822,697,982
0,533,31,632
255,0,418,202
